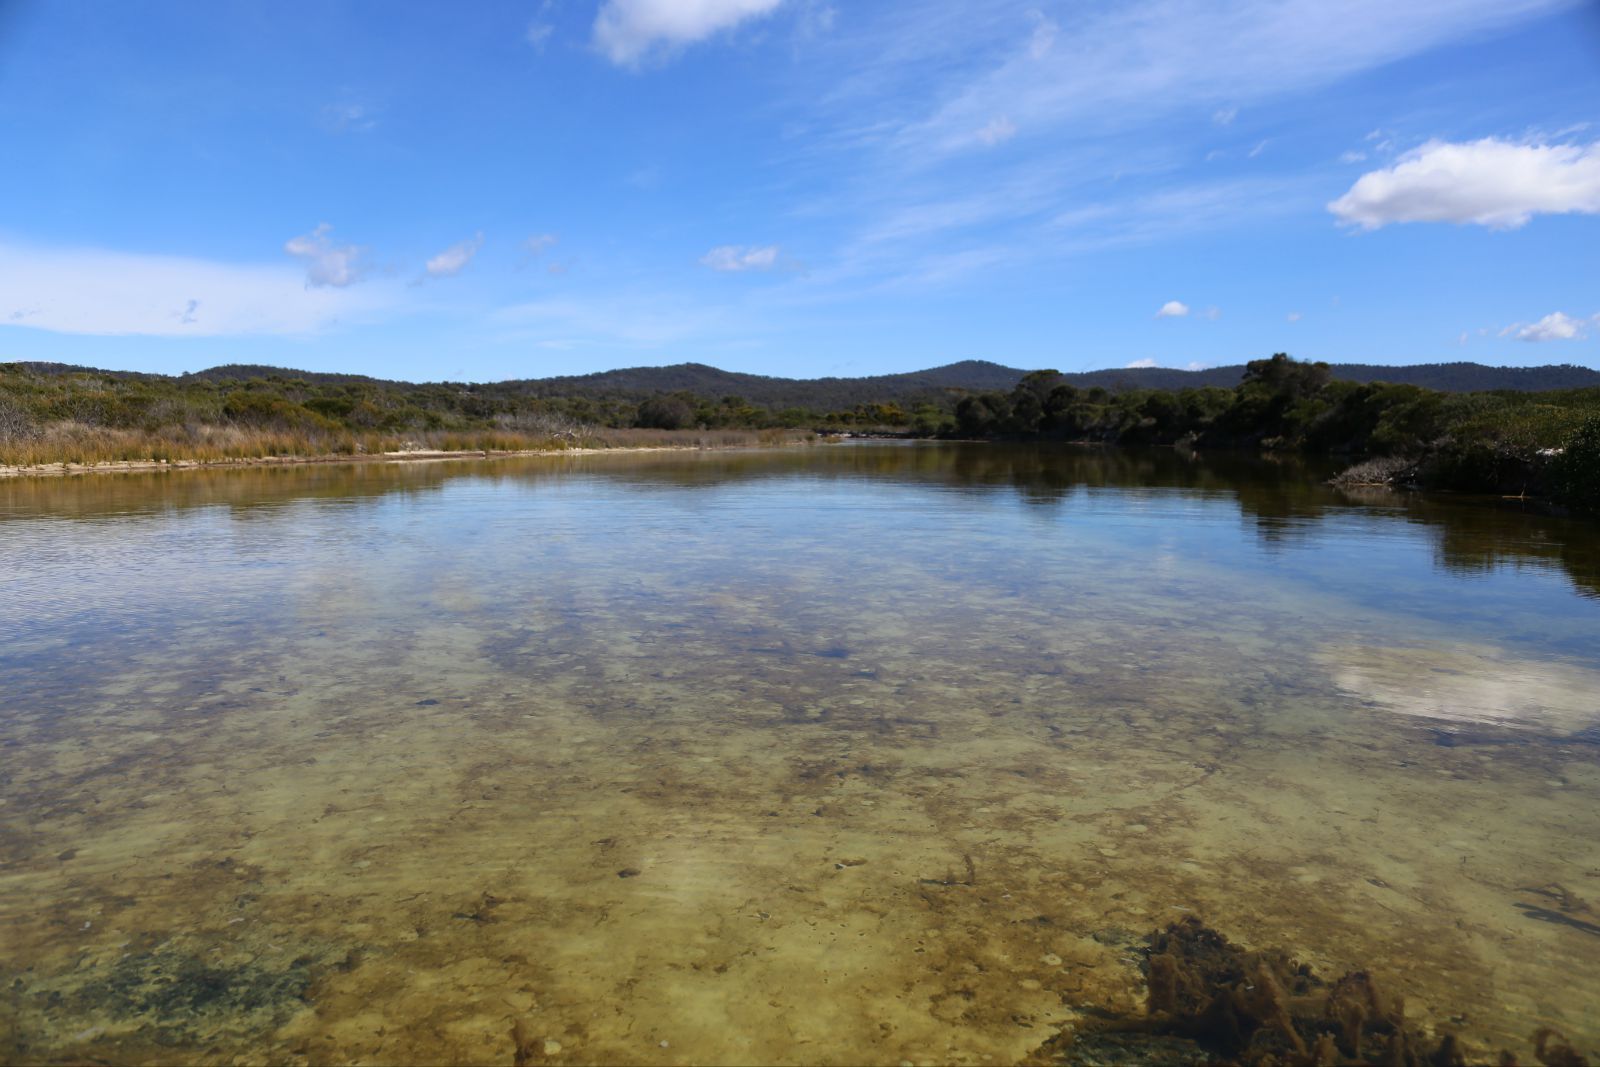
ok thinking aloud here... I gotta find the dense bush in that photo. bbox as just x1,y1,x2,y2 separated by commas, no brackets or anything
1549,415,1600,512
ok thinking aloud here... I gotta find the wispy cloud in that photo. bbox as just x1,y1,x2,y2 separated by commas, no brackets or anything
1330,138,1600,229
701,244,780,271
768,0,1534,298
519,234,560,268
319,101,377,134
873,0,1571,159
0,241,392,337
975,116,1018,146
594,0,786,67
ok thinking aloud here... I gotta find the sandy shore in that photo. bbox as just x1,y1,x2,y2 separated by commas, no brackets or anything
0,444,755,480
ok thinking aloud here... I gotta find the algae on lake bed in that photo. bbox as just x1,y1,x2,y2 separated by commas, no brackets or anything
2,446,1597,1064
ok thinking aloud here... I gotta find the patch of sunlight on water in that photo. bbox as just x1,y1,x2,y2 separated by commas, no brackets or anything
2,444,1598,1065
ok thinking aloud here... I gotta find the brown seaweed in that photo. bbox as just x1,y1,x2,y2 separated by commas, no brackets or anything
1031,918,1485,1066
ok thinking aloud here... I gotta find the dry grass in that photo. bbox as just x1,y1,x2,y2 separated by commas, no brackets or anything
0,422,814,472
598,427,811,449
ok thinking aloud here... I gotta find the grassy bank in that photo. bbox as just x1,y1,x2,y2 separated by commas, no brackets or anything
0,361,869,473
0,420,808,476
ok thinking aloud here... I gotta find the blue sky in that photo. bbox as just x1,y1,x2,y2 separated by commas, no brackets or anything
1,0,1597,381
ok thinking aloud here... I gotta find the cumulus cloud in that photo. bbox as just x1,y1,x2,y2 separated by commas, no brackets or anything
701,244,779,271
284,223,365,287
975,116,1018,146
1154,300,1190,318
1,241,390,337
1501,311,1588,342
1126,358,1159,368
426,232,485,278
1329,138,1600,229
594,0,785,66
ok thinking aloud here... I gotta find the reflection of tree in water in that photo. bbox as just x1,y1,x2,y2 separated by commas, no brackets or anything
5,442,1596,599
1416,500,1600,600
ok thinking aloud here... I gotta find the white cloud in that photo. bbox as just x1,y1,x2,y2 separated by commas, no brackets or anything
524,233,559,255
1213,106,1238,126
975,116,1018,146
1329,138,1600,229
701,244,780,271
1154,300,1190,318
1185,361,1210,370
425,232,485,278
1501,311,1588,342
1203,306,1221,321
527,21,554,49
0,241,391,337
594,0,786,66
284,223,365,288
1248,139,1269,158
1339,149,1367,164
1126,358,1159,368
1287,311,1302,322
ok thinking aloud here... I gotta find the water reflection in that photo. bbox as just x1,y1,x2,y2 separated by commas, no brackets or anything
4,443,1595,598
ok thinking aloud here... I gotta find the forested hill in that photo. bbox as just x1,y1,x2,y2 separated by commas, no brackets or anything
182,359,1600,397
10,359,1600,402
506,360,1027,408
1029,362,1600,393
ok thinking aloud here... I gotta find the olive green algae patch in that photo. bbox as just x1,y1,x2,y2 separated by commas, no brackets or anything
5,929,338,1064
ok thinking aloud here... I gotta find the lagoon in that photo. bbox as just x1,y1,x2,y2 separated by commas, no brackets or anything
2,443,1597,1064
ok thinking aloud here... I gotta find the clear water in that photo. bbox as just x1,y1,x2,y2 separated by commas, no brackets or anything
2,443,1597,1065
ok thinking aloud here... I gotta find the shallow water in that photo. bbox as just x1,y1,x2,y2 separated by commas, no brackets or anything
2,443,1597,1065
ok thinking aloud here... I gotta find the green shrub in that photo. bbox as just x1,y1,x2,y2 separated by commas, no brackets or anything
1549,416,1600,512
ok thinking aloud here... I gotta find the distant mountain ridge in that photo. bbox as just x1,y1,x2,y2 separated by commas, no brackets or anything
10,358,1599,405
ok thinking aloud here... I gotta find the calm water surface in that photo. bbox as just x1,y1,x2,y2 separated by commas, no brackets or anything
2,443,1598,1065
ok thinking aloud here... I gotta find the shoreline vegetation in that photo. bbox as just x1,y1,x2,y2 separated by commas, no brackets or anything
0,428,811,480
2,356,1596,511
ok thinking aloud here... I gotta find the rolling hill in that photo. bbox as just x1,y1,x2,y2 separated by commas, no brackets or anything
10,359,1599,408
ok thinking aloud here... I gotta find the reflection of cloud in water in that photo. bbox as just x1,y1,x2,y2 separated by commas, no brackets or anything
1326,643,1600,735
